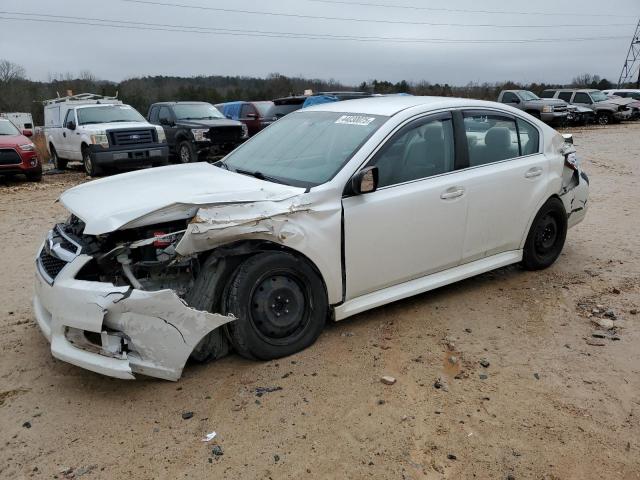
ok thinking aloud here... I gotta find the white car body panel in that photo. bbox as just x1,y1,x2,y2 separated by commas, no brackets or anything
33,96,589,380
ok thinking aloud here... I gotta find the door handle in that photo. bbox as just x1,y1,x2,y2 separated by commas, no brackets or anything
440,186,465,200
525,167,543,178
62,132,66,137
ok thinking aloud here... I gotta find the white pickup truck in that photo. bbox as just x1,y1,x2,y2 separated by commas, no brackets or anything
44,93,169,176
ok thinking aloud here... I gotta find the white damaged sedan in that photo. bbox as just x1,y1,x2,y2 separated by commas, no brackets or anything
34,96,589,380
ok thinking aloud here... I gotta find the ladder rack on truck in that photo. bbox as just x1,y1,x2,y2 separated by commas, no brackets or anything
43,93,121,106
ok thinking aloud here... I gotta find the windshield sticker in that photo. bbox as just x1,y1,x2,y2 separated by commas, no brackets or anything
335,115,376,126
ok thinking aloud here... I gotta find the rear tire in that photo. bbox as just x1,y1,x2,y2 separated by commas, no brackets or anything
224,252,328,360
522,197,567,271
82,147,102,177
50,145,67,170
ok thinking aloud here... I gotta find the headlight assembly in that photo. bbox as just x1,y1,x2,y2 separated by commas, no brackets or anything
90,132,109,148
191,128,209,142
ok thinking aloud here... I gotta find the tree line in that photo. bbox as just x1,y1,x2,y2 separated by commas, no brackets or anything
0,59,619,126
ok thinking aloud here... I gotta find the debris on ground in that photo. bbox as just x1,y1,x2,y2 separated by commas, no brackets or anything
434,378,449,391
381,375,396,385
254,386,283,397
447,453,457,460
479,359,490,368
211,445,224,456
201,432,217,442
22,421,31,428
181,411,194,420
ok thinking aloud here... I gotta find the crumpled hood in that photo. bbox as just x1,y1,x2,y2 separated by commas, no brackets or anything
602,97,634,107
59,163,305,235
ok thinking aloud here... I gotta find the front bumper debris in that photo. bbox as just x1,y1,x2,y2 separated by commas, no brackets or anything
34,252,234,381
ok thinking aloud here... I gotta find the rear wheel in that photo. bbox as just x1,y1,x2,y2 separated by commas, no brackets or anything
224,252,328,360
522,197,567,270
177,140,196,163
50,145,67,170
82,147,102,177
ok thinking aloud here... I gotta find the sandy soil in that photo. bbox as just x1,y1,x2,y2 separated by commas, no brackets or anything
1,124,639,480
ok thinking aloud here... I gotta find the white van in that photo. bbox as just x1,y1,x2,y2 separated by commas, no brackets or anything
0,112,34,130
44,93,168,176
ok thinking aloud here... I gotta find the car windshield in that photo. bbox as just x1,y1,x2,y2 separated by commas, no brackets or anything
0,120,20,135
253,101,275,118
590,91,609,102
520,91,540,101
223,111,387,187
77,105,146,125
173,103,224,120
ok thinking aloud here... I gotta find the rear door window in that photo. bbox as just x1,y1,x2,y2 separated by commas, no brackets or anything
540,90,555,98
463,112,520,167
240,104,256,118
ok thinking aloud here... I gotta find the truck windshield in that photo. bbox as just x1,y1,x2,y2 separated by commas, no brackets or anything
77,105,146,125
173,103,224,120
590,91,609,102
223,111,387,187
0,120,20,135
520,91,540,101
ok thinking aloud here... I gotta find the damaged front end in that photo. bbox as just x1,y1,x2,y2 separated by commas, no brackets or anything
34,216,235,380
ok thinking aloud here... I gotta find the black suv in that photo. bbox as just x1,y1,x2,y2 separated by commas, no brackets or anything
148,102,248,163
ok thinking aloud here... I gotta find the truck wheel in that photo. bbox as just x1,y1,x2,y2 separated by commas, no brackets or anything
177,141,196,163
50,145,67,170
522,197,567,271
224,252,328,360
596,112,611,125
26,170,43,182
82,147,102,177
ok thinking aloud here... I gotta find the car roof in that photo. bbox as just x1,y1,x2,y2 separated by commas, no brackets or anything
302,95,511,116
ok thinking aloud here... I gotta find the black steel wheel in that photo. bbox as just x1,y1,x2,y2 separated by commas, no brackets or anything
225,252,328,360
522,197,567,270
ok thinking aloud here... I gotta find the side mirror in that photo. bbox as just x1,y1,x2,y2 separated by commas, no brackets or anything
512,98,521,104
66,121,76,130
562,134,573,144
159,117,170,126
351,166,379,195
22,129,33,137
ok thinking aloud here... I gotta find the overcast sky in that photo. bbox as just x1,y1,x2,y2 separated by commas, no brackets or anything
1,0,639,85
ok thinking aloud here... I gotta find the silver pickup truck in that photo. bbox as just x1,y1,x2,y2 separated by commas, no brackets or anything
497,90,569,124
541,89,633,125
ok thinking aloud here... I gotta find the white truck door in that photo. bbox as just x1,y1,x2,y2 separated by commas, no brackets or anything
61,108,82,160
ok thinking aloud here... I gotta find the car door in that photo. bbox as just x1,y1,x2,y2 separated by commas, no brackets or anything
342,112,469,300
158,106,178,148
61,108,81,160
572,92,594,109
502,92,523,110
460,110,549,262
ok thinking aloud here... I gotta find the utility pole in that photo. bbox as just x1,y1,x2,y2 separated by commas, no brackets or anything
618,18,640,88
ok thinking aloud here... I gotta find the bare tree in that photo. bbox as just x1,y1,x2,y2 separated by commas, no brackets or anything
0,59,26,83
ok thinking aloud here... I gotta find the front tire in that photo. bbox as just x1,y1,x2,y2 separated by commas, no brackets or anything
224,252,328,360
522,197,568,270
177,140,196,163
82,147,102,177
596,112,611,126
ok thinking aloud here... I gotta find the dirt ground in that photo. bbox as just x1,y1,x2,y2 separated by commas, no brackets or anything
1,123,639,480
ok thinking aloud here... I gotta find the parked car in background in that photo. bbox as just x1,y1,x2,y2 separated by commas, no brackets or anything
44,93,169,176
0,118,41,181
148,102,247,163
0,112,34,130
33,96,589,380
602,89,640,120
540,89,632,125
215,101,276,136
497,90,568,124
272,96,307,119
